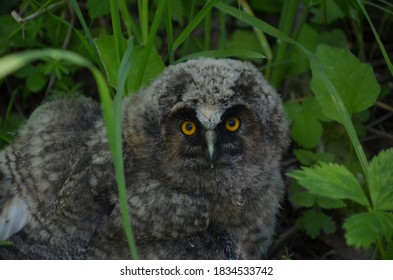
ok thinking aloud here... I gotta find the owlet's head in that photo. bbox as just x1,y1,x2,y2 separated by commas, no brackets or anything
128,58,289,172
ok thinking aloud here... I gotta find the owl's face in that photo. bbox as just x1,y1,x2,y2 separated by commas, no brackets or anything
146,59,289,172
162,102,261,169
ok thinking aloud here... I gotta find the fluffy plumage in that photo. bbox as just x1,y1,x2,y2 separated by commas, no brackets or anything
0,58,289,259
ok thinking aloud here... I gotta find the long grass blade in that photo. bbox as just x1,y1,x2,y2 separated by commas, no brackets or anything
69,0,100,63
177,49,265,62
357,0,393,76
172,0,218,54
110,0,126,62
215,2,370,180
165,2,175,64
112,40,139,259
134,0,168,90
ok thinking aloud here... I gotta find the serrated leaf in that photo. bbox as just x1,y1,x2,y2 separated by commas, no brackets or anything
369,149,393,211
294,149,316,166
310,45,381,122
290,192,315,208
289,163,370,207
298,209,336,238
294,149,334,166
290,183,345,209
344,212,393,248
316,196,346,209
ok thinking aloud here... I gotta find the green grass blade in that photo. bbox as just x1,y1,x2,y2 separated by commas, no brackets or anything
110,0,126,62
47,13,99,66
172,0,218,54
215,2,370,179
177,49,265,62
138,0,149,45
357,0,393,76
0,49,94,78
69,0,100,62
119,0,141,41
165,2,175,64
269,0,299,87
182,0,197,54
218,8,227,49
0,49,142,257
134,0,168,90
112,39,139,259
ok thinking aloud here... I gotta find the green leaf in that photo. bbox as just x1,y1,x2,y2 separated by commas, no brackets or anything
291,109,323,149
95,35,165,92
290,185,345,209
87,0,110,19
311,0,345,24
344,212,393,248
294,149,334,166
134,0,167,90
95,34,119,86
170,0,185,24
284,101,302,122
177,49,265,62
227,30,264,55
298,209,336,238
368,149,393,211
289,162,370,208
26,71,46,92
310,44,381,122
285,98,324,149
287,24,318,75
316,196,346,209
127,46,165,92
172,0,218,52
290,192,315,208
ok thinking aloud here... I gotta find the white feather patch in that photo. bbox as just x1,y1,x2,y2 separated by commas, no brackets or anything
0,197,29,240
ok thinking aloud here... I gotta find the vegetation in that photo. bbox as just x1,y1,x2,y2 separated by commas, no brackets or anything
0,0,392,259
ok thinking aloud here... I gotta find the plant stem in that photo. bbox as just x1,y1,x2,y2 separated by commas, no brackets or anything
11,1,66,24
238,0,272,78
166,2,175,64
139,0,149,45
269,0,299,88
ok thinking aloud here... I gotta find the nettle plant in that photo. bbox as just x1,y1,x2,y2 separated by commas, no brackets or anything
287,45,393,258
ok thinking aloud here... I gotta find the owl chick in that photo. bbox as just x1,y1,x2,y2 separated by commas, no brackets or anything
0,58,289,259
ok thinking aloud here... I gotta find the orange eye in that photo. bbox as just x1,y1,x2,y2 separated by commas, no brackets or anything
225,116,240,132
181,121,197,136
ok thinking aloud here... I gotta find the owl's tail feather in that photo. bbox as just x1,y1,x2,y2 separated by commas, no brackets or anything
0,196,29,240
0,150,30,241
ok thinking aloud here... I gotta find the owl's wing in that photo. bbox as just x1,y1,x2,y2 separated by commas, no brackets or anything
0,97,113,258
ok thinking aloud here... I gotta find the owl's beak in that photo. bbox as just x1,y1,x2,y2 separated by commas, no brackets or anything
205,129,217,162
